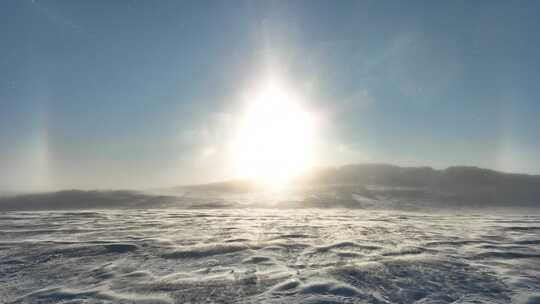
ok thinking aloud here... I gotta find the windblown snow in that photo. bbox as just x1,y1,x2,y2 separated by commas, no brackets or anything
1,209,539,303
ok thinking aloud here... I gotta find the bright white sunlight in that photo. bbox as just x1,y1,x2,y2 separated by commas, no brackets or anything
232,83,315,186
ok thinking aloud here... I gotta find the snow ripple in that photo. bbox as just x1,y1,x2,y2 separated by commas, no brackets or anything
0,209,539,303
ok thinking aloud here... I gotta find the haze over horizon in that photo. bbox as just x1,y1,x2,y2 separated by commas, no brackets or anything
2,0,540,192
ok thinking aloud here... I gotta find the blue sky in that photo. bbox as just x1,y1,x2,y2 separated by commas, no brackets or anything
1,0,540,191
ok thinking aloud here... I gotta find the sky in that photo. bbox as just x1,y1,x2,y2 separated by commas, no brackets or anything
1,0,540,191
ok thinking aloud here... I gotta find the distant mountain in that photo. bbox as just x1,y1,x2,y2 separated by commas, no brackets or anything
310,164,540,206
1,164,539,210
0,190,173,211
188,164,540,208
0,189,239,211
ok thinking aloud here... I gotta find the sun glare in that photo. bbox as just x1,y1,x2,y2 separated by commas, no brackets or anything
232,84,315,186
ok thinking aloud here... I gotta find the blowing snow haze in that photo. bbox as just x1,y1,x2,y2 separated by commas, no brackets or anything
2,1,540,304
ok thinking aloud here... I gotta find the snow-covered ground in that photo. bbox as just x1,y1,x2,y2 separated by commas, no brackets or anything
1,209,539,303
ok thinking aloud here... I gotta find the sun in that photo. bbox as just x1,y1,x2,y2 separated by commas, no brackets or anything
232,83,315,186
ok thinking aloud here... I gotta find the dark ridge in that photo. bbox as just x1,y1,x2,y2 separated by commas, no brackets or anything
0,190,179,211
298,164,540,207
188,163,540,208
2,163,539,210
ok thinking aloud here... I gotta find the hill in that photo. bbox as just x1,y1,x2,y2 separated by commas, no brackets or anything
1,164,539,210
